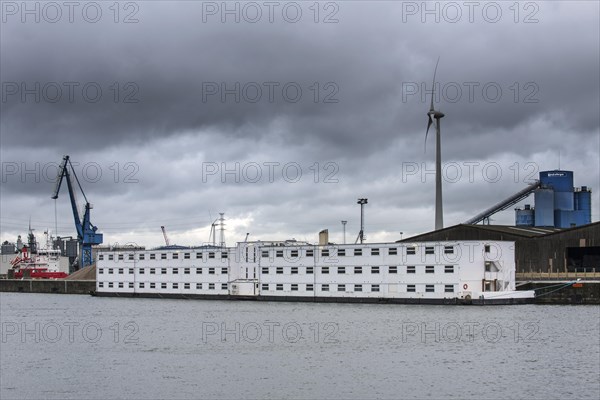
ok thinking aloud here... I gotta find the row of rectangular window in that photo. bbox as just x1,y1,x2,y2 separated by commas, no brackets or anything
261,283,456,293
99,282,228,290
99,245,460,262
99,267,228,275
261,246,454,258
99,265,455,275
98,251,228,261
98,281,455,293
262,265,455,274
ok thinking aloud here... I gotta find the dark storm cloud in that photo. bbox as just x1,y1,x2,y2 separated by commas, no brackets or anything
1,1,598,244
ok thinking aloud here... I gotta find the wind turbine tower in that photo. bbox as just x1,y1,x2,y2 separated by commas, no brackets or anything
425,58,445,230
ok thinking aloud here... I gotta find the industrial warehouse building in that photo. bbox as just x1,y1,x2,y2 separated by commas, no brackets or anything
401,222,600,274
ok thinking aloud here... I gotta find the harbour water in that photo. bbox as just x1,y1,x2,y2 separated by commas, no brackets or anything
1,293,598,399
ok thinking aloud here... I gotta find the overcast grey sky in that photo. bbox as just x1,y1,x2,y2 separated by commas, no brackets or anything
1,0,599,247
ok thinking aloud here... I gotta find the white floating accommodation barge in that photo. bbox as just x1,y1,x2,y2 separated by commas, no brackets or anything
95,238,534,305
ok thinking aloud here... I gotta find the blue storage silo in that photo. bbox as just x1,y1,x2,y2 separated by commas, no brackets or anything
574,186,592,225
540,170,574,210
534,188,555,226
515,204,535,226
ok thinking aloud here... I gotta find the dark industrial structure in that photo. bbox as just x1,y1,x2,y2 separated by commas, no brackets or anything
402,222,600,273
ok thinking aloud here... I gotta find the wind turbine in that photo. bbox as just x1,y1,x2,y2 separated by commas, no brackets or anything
425,57,444,230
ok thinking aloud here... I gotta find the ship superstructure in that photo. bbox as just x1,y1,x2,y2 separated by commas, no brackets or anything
95,239,534,304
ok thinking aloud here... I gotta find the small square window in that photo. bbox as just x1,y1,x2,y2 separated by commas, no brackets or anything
291,267,298,274
161,283,167,289
196,283,202,289
355,284,362,292
262,283,269,290
150,268,156,274
150,254,156,260
173,253,179,260
276,284,283,291
128,268,134,274
371,284,380,292
139,268,145,274
306,284,314,291
139,254,145,260
407,284,416,292
172,283,178,289
150,283,156,289
389,266,397,274
306,249,314,257
337,266,345,274
184,268,190,274
407,266,415,274
291,250,298,258
161,268,167,274
388,248,397,255
221,268,228,274
139,282,145,289
128,254,134,260
196,252,202,259
209,268,215,274
161,253,167,260
221,283,228,290
321,249,329,257
276,250,284,258
184,283,190,289
173,268,179,274
262,250,269,258
371,248,379,256
445,285,454,293
337,284,345,292
445,265,454,273
306,266,314,274
99,254,104,261
426,285,435,293
108,268,113,274
99,268,104,274
221,252,228,259
196,268,202,274
338,249,346,256
108,255,114,261
118,268,124,274
444,246,454,254
209,252,215,259
184,253,190,259
425,247,434,255
262,267,269,274
99,282,104,288
484,244,491,253
354,249,362,256
209,283,215,290
371,266,380,274
426,265,434,274
276,267,283,274
354,266,362,274
322,267,329,274
291,284,298,291
406,247,416,255
322,284,329,291
118,254,124,260
108,282,113,288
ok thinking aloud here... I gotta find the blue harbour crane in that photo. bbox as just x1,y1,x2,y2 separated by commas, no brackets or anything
51,155,103,269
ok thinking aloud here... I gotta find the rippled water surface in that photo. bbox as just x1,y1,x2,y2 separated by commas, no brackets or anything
1,293,599,399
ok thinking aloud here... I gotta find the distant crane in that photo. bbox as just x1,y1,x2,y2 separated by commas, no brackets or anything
161,226,171,246
52,155,103,269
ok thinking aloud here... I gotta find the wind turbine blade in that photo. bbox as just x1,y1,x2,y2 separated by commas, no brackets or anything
429,56,440,111
425,115,433,152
